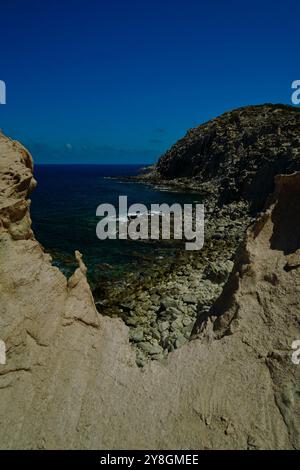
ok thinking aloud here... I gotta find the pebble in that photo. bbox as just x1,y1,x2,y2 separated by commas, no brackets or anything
158,321,169,332
126,317,139,326
160,296,179,310
175,335,186,349
182,294,197,304
139,342,163,355
129,327,144,342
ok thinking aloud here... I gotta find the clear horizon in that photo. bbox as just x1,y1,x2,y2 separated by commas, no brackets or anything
34,162,149,165
0,0,299,163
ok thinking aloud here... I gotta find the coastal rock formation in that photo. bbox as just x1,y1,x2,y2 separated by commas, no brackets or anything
119,103,300,363
0,131,299,449
143,104,300,211
95,244,237,366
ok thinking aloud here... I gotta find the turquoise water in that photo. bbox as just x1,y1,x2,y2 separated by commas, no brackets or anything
31,165,199,287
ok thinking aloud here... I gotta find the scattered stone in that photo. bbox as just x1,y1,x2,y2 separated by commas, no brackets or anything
182,294,197,304
139,342,163,355
150,328,161,341
129,327,144,342
125,316,139,327
171,319,183,331
160,296,179,310
158,321,169,332
151,353,164,361
204,260,234,283
182,316,192,326
175,335,186,349
166,306,182,318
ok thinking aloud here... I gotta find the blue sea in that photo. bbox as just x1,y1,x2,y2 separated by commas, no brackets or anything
31,165,199,288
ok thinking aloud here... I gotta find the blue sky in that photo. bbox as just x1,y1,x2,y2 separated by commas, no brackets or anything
0,0,299,163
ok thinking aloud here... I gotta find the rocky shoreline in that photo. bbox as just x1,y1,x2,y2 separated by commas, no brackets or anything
1,114,300,449
96,103,300,365
93,197,253,366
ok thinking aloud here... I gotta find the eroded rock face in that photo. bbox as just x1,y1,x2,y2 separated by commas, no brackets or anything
148,104,300,210
0,132,299,449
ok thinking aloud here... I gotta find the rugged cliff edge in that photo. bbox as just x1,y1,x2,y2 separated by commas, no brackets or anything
0,131,299,449
142,104,300,211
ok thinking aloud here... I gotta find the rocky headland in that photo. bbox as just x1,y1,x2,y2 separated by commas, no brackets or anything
96,104,300,366
0,104,300,449
138,104,300,209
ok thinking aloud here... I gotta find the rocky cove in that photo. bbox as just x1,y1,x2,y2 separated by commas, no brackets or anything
93,103,300,366
93,198,251,366
0,103,300,449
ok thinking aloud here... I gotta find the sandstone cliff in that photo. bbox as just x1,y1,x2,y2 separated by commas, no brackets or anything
0,131,299,449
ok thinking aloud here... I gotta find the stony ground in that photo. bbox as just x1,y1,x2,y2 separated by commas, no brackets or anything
107,103,300,366
94,198,253,366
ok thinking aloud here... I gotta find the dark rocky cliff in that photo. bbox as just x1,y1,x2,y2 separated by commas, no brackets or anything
153,104,300,210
